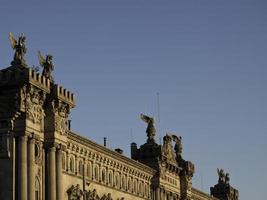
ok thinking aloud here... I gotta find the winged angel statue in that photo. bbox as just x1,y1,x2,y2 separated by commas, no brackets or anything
38,51,54,81
140,113,156,143
9,32,27,66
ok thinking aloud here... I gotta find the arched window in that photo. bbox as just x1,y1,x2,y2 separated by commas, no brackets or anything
78,160,83,175
35,177,40,200
139,182,143,195
144,183,148,197
108,171,113,185
94,165,99,181
87,163,92,178
101,168,106,183
133,179,137,194
70,157,75,173
62,154,66,170
121,176,126,190
115,173,120,188
127,178,132,192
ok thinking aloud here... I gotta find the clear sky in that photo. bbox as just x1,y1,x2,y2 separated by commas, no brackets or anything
0,1,266,199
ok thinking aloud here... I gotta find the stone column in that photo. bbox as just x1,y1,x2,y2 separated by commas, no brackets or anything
28,138,35,200
156,188,161,200
160,188,164,200
18,136,28,200
56,147,63,200
47,146,56,200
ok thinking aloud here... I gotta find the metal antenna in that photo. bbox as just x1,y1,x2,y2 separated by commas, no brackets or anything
201,171,204,191
130,128,133,142
157,92,161,143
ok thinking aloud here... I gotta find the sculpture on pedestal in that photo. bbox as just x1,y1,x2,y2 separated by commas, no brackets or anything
172,135,183,160
140,113,156,143
67,184,83,200
8,32,27,66
38,50,54,81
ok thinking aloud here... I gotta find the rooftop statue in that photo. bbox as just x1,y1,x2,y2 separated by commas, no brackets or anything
140,113,156,143
217,168,230,185
217,168,225,184
225,173,230,185
8,32,27,66
162,134,176,163
38,50,54,81
172,135,183,159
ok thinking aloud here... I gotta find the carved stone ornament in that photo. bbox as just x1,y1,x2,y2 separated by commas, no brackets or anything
53,101,70,135
100,193,113,200
34,141,43,165
67,184,83,200
85,189,100,200
22,85,46,124
184,161,195,178
162,134,176,163
85,189,120,200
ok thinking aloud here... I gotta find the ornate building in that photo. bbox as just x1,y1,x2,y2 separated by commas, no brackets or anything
0,33,239,200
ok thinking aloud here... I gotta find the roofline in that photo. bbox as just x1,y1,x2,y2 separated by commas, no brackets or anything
68,131,156,175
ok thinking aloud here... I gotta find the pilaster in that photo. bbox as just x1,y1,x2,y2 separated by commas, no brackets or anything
28,137,35,200
56,146,63,200
17,135,28,200
47,146,56,200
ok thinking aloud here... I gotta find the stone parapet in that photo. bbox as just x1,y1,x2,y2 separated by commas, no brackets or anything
0,66,50,93
52,84,75,107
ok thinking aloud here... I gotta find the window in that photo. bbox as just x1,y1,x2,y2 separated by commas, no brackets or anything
62,154,66,170
35,177,40,200
122,176,126,190
94,165,99,181
139,182,143,195
78,160,83,175
127,178,132,192
87,163,92,178
115,173,120,188
70,157,75,173
101,168,106,183
108,171,113,185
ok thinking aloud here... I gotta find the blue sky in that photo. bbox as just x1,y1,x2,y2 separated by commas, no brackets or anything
0,1,266,199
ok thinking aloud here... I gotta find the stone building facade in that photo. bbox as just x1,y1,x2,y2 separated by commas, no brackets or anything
0,34,238,200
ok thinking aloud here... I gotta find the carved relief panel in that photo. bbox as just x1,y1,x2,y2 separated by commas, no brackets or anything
21,84,46,125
